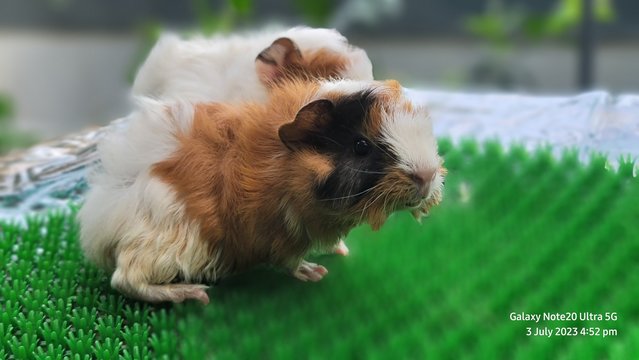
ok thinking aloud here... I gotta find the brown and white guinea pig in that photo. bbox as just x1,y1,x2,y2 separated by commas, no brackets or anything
132,27,373,102
78,78,446,304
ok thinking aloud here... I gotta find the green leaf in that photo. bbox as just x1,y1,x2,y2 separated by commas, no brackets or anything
292,0,336,26
230,0,252,15
464,14,509,44
545,0,615,36
595,0,615,21
523,15,552,39
0,94,12,122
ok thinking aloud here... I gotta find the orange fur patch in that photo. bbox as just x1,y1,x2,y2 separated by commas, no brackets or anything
402,100,414,113
384,79,402,93
297,150,334,181
277,49,348,84
300,48,348,79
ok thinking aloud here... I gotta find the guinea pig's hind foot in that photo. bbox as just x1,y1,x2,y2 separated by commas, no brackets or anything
111,270,210,304
292,260,328,282
162,284,210,305
129,283,209,304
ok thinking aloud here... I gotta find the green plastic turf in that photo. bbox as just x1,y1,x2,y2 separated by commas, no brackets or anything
1,139,638,359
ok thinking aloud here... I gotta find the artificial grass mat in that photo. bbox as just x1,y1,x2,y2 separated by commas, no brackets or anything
1,138,638,359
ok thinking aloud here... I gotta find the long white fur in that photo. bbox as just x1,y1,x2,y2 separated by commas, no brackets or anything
132,27,373,103
381,104,444,199
317,79,373,96
79,98,191,260
381,105,439,173
79,99,223,302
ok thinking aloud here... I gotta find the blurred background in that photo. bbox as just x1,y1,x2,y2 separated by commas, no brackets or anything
0,0,637,154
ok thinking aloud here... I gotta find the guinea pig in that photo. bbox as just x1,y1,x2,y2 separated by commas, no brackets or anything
78,78,445,304
132,26,374,103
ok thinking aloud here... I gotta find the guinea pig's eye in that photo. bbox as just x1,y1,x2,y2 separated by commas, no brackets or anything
353,138,371,156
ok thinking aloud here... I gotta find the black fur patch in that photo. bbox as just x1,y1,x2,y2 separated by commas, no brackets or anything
312,91,396,209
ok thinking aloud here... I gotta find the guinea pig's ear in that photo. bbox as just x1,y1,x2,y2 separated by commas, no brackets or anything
279,99,334,151
256,38,303,85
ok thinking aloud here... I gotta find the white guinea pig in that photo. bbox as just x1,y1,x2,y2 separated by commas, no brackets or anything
132,26,374,103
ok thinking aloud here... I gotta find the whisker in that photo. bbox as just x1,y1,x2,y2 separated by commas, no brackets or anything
319,182,383,202
357,184,386,222
357,190,385,224
372,141,399,162
343,165,386,175
362,188,387,213
382,187,397,215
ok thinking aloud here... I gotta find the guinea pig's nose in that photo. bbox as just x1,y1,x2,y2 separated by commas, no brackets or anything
411,169,435,198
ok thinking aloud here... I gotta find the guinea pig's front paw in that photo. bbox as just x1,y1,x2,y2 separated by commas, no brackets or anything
331,240,350,256
293,260,328,282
